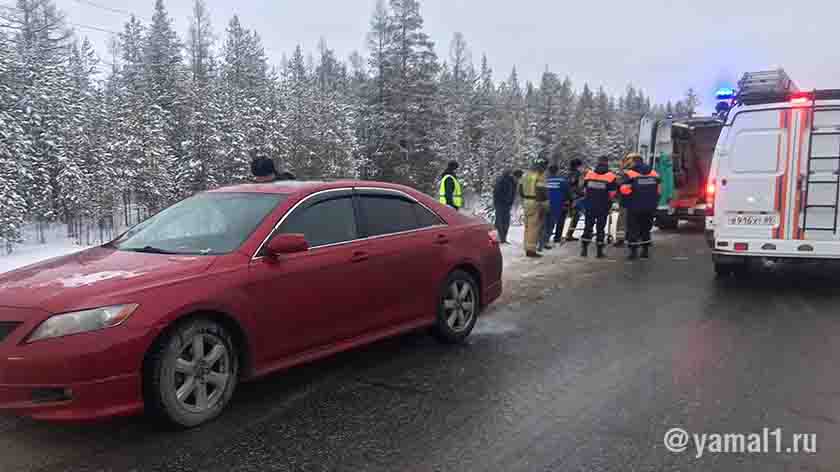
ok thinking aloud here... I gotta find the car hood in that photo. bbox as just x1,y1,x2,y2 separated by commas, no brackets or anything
0,247,216,313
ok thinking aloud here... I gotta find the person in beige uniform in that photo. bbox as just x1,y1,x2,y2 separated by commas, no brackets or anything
520,157,549,258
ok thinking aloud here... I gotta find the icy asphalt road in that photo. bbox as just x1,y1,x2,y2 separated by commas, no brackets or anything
3,228,840,471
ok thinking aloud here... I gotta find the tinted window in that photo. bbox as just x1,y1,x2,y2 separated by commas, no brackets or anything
414,204,443,228
113,193,286,255
278,196,357,247
359,195,421,236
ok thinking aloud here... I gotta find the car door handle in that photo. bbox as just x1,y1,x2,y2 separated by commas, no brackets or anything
350,251,369,263
435,234,450,245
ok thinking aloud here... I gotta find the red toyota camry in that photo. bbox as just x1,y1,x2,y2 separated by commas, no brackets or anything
0,181,502,428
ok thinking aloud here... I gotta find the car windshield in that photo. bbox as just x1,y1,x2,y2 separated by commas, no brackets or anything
112,192,287,255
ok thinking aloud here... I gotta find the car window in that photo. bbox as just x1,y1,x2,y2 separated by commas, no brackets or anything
414,203,444,228
113,193,286,255
277,196,357,247
358,194,422,236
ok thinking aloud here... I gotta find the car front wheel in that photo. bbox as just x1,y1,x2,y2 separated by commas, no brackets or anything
144,318,239,428
433,270,479,343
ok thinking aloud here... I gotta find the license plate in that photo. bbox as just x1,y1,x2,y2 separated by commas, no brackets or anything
727,214,778,226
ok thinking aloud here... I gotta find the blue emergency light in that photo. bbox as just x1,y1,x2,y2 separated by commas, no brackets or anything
716,87,737,100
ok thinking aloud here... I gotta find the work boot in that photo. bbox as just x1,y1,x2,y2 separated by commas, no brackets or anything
596,244,606,259
580,242,589,257
627,246,638,260
640,245,650,259
526,251,543,258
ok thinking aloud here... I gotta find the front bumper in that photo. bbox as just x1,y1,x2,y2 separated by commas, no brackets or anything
0,312,160,421
0,373,143,421
712,238,840,260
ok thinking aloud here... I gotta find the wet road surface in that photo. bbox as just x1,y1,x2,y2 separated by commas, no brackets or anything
4,228,840,471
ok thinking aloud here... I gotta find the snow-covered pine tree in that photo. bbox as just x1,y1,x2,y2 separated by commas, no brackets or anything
181,0,222,193
463,54,496,207
380,0,441,191
435,32,474,175
61,38,100,240
347,50,370,177
361,0,392,181
498,67,527,171
311,39,357,178
572,83,597,166
4,0,73,242
218,15,271,183
110,15,147,227
282,45,317,177
142,0,184,208
0,29,28,251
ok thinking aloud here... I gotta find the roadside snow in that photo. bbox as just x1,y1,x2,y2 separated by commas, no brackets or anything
0,224,91,275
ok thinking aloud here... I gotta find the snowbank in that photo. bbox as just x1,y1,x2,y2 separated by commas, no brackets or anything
0,223,91,275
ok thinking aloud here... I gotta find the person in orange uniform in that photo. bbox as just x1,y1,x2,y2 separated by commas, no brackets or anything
580,156,618,258
619,154,661,259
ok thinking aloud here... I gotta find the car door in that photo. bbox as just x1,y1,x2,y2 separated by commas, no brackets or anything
355,189,449,329
247,189,375,361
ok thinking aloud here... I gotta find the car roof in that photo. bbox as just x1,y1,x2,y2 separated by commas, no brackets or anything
209,180,427,197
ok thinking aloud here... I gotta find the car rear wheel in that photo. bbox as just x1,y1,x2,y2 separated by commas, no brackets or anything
144,319,239,429
433,270,479,344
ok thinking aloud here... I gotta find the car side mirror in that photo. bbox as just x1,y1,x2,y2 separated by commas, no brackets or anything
265,234,309,259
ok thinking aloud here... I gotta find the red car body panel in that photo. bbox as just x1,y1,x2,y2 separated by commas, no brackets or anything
0,181,502,421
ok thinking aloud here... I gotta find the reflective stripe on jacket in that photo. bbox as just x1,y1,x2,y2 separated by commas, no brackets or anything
439,174,463,208
620,168,661,211
520,171,547,205
583,169,618,216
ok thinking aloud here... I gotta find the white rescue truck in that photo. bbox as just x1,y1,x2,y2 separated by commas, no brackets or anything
709,69,840,276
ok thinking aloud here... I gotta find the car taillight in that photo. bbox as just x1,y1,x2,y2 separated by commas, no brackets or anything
488,229,500,247
706,179,716,217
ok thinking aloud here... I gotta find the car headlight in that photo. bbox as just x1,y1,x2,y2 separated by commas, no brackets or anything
26,304,139,343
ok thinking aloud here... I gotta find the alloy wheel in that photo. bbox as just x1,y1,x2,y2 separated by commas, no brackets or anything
173,333,232,413
443,279,476,333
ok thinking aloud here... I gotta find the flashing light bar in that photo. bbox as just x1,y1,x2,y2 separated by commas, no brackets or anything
716,88,737,100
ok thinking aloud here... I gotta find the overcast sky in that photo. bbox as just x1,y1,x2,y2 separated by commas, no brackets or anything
55,0,840,112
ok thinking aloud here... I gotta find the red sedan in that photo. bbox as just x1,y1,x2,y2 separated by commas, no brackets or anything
0,181,502,427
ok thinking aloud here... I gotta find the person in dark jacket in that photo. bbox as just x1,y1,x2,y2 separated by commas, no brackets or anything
251,157,279,182
493,169,523,244
580,156,618,258
619,155,661,259
439,161,463,210
564,158,585,241
540,164,570,250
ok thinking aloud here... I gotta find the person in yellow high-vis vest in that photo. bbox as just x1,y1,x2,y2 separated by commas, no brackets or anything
439,161,463,210
520,158,549,257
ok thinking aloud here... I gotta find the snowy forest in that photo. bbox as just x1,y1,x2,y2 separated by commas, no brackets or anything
0,0,700,253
